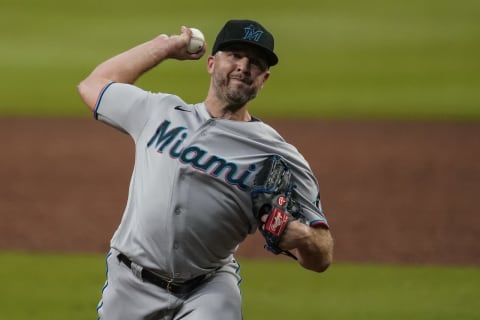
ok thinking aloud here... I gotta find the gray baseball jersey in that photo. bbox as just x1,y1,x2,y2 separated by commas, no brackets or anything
95,82,328,281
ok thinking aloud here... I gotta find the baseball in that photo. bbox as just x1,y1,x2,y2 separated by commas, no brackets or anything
187,27,205,54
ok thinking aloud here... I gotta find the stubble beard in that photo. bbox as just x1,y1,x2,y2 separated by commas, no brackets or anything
214,74,258,111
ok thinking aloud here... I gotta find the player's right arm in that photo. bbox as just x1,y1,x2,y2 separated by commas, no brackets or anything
77,27,206,111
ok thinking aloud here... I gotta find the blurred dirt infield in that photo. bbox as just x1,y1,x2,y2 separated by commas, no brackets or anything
1,118,479,266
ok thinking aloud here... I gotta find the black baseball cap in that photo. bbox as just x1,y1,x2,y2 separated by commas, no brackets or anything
212,19,279,67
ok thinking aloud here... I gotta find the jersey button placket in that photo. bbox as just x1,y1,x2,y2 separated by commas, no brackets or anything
200,119,216,136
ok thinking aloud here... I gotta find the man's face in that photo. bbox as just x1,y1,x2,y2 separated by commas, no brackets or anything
207,44,270,108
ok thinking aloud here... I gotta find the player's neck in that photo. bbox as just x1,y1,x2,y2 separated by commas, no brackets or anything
204,97,252,122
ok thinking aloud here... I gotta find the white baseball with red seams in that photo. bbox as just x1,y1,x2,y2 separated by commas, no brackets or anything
187,27,205,53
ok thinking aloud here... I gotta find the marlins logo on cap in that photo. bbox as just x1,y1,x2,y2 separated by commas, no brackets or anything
212,19,279,66
243,25,264,42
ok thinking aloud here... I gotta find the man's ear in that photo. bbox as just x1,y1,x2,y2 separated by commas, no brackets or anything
261,71,271,87
206,55,215,75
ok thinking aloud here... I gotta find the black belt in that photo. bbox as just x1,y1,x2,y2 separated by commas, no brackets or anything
117,253,209,294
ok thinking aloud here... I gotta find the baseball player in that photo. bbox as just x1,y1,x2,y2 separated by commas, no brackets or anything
78,19,333,320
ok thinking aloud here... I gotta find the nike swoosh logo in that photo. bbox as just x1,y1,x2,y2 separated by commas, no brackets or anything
174,105,191,112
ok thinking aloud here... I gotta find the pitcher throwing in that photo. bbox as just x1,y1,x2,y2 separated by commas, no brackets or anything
78,19,333,320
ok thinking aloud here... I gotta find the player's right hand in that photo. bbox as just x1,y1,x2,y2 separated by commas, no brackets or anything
162,27,206,61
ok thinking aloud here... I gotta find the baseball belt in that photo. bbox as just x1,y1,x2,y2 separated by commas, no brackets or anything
117,253,211,294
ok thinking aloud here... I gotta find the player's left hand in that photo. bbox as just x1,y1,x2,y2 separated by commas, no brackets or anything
259,214,311,251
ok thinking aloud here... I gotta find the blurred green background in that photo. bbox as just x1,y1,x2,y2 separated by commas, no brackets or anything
0,0,479,119
1,252,479,320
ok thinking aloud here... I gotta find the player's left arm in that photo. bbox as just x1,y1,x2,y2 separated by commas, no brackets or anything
279,222,333,273
279,157,333,272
